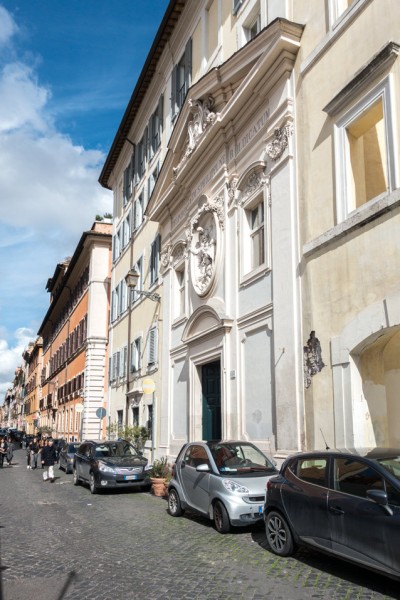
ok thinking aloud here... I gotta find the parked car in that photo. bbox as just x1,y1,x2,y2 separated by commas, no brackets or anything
264,448,400,580
73,439,151,494
59,441,80,473
168,440,278,533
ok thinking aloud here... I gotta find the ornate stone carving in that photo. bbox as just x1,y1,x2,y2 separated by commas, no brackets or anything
266,123,293,161
160,244,172,270
173,96,217,177
227,178,239,206
304,331,325,389
242,172,263,201
190,221,216,295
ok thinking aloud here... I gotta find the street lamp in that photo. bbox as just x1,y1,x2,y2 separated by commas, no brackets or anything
125,267,161,302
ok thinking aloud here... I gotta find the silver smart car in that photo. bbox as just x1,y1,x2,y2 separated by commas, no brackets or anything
168,440,278,533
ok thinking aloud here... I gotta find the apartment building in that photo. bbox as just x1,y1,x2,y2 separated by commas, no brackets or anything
37,221,112,441
101,0,400,459
22,337,43,434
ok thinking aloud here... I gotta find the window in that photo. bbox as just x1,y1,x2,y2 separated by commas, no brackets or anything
120,346,127,379
133,189,145,231
130,337,142,373
150,234,161,285
333,458,384,498
123,164,132,206
324,46,398,223
171,39,192,117
249,201,265,269
117,410,123,429
294,458,327,487
174,264,185,318
150,96,163,157
233,0,243,15
147,327,158,366
330,0,356,23
132,406,139,427
244,14,260,41
122,213,131,248
148,163,159,200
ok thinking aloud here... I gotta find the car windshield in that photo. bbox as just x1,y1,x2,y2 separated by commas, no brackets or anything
94,442,140,459
208,442,276,475
377,456,400,482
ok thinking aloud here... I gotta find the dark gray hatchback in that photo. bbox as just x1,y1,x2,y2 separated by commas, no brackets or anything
73,440,151,494
264,448,400,580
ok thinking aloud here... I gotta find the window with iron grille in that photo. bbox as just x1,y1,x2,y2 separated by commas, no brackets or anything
171,39,192,117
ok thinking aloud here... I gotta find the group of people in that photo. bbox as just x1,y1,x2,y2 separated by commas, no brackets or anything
0,434,58,482
0,435,14,467
27,436,58,481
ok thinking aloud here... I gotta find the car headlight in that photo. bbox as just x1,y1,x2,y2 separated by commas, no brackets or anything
98,461,115,473
222,479,249,494
144,464,152,472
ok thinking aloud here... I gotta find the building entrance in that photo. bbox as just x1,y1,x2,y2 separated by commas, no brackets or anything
201,360,221,441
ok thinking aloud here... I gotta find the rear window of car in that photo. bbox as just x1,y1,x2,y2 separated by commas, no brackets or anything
291,458,328,487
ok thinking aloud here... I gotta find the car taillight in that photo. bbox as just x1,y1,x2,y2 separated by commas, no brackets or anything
266,480,273,491
171,463,176,477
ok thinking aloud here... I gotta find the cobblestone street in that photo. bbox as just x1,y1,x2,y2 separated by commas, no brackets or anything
1,449,399,600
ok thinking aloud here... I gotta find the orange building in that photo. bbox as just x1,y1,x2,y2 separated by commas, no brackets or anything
37,221,112,441
23,337,43,434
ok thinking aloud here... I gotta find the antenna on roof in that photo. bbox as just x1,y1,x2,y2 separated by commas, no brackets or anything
320,428,330,450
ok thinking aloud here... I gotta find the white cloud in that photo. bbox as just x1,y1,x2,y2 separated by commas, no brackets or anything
0,5,112,397
0,5,18,47
0,327,34,396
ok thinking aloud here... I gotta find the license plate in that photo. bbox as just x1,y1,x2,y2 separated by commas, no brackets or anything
258,505,263,515
124,475,139,481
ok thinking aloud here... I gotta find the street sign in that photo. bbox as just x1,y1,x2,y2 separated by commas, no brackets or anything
75,403,84,413
96,407,107,419
142,378,156,394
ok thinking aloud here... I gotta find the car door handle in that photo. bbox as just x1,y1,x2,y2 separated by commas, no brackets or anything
329,505,345,515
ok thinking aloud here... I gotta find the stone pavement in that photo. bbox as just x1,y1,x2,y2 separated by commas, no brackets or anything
0,449,399,600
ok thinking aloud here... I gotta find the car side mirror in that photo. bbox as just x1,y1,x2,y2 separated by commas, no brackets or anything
196,463,210,472
366,489,393,516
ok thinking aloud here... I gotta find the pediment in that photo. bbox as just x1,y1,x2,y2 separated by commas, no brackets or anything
182,301,232,344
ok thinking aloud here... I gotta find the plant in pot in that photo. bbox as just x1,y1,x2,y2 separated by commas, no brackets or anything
149,457,171,497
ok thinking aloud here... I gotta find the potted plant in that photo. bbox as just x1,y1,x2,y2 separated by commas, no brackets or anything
148,457,171,497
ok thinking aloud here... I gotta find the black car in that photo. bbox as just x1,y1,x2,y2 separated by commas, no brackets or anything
59,441,80,473
264,448,400,580
73,439,151,494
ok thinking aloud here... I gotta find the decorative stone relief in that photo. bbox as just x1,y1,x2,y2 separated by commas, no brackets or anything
173,96,217,177
304,331,325,389
265,123,293,161
172,243,187,265
160,244,172,270
187,196,223,296
227,178,239,206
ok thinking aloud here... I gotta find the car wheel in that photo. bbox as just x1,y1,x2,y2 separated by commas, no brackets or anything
168,488,184,517
89,472,98,495
214,500,231,534
73,467,81,486
265,510,294,556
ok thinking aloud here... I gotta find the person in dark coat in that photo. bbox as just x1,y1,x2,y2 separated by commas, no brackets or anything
41,438,57,482
29,437,40,469
6,436,13,465
0,437,8,468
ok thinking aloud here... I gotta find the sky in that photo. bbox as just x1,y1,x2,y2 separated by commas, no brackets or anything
0,0,170,395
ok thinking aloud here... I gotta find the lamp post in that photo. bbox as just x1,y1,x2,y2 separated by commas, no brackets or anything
125,267,161,302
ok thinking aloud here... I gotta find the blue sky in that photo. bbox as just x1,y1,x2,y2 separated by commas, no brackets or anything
0,0,169,394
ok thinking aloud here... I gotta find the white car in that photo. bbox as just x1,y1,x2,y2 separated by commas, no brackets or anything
168,440,278,533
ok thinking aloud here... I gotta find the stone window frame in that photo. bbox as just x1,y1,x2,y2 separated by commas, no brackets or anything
323,43,399,225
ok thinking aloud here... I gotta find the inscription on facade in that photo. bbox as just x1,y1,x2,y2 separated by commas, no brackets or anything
228,106,270,162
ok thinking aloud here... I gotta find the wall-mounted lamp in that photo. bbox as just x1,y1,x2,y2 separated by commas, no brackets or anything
125,267,161,302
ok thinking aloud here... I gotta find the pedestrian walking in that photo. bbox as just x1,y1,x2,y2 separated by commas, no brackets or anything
22,434,27,449
39,437,48,468
41,438,57,482
0,437,8,468
29,437,40,469
6,436,13,466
